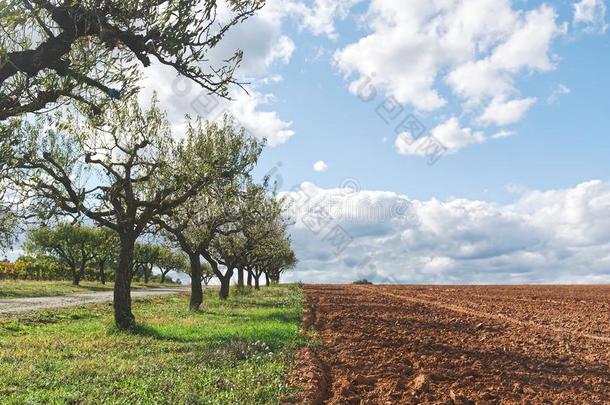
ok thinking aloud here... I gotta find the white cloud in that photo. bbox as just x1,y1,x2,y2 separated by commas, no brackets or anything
477,97,537,126
492,130,516,139
228,91,295,147
573,0,608,33
335,1,563,110
332,1,566,153
313,160,329,172
210,1,295,78
547,84,572,104
137,1,296,147
284,0,363,39
282,180,610,284
395,118,485,156
139,66,295,147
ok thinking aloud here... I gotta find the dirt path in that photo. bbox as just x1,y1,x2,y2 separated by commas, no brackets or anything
0,288,188,316
292,285,610,404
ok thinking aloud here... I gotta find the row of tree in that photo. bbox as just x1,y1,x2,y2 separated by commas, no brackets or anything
9,224,187,284
1,101,297,328
5,219,294,291
0,0,295,330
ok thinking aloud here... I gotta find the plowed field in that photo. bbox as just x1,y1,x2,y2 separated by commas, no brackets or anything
291,285,610,404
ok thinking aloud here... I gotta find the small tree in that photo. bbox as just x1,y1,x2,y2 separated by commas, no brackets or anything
0,183,17,252
92,227,118,285
201,262,215,286
246,217,295,289
132,242,161,283
265,237,297,284
0,0,264,120
25,223,97,285
156,246,187,284
210,181,283,296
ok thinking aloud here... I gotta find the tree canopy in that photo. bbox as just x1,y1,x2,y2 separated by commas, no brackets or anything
6,96,264,328
25,223,98,285
0,0,264,120
0,0,297,332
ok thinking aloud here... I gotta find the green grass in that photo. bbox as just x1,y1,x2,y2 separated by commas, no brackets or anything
0,284,303,404
0,280,176,299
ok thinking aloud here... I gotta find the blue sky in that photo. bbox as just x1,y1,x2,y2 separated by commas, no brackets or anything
227,0,610,284
121,0,610,284
11,0,610,284
248,0,610,204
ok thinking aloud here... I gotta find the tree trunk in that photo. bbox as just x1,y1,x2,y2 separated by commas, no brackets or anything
99,260,106,285
189,253,203,311
78,261,87,285
160,270,167,283
114,232,137,330
219,268,234,300
247,269,252,287
144,265,150,284
254,274,260,290
265,273,270,287
237,267,244,288
71,264,80,286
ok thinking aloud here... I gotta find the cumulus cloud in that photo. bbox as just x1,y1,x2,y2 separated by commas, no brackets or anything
335,2,563,108
477,97,537,126
395,118,485,155
332,1,566,153
313,160,329,172
282,0,363,39
573,0,608,33
281,181,610,284
210,1,296,78
139,67,295,147
137,2,296,147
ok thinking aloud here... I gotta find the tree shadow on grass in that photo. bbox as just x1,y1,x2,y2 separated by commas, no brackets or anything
201,308,300,324
131,321,300,352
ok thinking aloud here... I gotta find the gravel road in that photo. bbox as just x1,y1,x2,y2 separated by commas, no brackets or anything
0,288,189,316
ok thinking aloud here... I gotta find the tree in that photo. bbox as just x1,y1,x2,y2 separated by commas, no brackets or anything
201,262,215,286
132,242,161,283
7,98,250,330
264,237,297,284
0,0,264,121
156,246,187,284
210,181,282,297
92,227,118,284
25,223,97,285
16,255,65,280
155,120,262,309
0,178,17,252
0,205,16,252
242,203,295,290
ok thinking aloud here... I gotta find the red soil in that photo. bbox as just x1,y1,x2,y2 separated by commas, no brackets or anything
290,285,610,404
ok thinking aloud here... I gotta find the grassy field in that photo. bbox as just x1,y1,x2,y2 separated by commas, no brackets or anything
0,280,176,299
0,284,303,404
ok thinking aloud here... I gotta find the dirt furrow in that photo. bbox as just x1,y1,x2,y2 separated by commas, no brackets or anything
291,285,610,405
354,286,610,343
